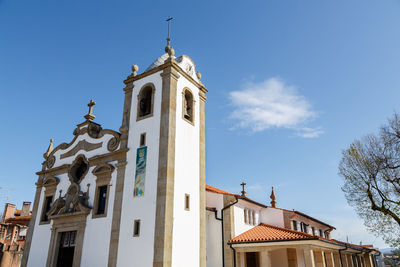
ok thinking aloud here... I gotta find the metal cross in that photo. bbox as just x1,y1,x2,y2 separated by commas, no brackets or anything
166,16,173,46
240,182,247,196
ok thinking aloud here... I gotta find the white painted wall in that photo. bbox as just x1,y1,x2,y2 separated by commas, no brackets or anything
171,73,201,267
233,200,262,236
117,71,163,267
260,207,285,228
28,129,119,267
206,210,222,267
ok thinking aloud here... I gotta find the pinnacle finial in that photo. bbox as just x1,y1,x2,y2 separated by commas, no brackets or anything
84,100,96,121
240,182,247,197
165,17,175,58
270,186,277,208
131,64,139,76
43,138,54,159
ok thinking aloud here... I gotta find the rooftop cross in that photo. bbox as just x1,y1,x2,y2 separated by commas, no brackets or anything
84,99,96,121
166,16,173,46
240,182,246,197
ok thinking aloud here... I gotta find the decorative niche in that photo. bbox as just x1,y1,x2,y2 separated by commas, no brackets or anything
68,155,89,184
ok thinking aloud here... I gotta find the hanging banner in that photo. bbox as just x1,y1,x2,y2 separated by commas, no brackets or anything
133,146,147,197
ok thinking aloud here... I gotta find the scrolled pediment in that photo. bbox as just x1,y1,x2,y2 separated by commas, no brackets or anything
92,163,115,177
42,175,60,187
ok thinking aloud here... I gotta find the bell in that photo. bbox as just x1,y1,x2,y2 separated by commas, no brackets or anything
184,107,190,119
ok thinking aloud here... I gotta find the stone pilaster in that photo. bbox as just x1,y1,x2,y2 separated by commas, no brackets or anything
199,91,207,267
153,63,179,267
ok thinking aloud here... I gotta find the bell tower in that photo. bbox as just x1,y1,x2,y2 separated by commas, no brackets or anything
111,41,207,267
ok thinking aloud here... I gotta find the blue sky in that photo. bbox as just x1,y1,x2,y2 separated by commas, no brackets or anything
1,0,400,248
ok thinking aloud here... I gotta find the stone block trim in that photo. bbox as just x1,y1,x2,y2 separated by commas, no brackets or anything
153,63,179,267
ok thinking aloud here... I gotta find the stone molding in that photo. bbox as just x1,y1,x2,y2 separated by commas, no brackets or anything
153,65,178,267
60,140,102,159
45,213,89,267
43,122,120,170
199,89,207,267
67,154,90,184
181,87,195,126
92,163,114,219
136,83,156,122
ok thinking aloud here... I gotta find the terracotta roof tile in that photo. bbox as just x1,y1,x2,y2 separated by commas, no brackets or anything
206,184,240,197
229,223,315,243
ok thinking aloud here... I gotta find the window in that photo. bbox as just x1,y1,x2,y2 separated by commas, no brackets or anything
140,133,146,147
301,223,309,234
319,229,323,237
324,231,330,239
133,220,141,237
13,229,18,241
292,220,298,231
184,194,190,211
93,184,109,218
137,85,154,120
312,227,315,236
244,209,248,224
0,226,5,239
41,196,53,222
96,185,107,215
182,88,194,124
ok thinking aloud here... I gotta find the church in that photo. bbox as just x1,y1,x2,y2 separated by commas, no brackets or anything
21,41,381,267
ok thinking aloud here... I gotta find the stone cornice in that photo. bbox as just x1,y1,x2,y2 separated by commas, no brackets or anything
124,59,208,95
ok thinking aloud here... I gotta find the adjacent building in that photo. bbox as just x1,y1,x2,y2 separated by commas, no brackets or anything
0,202,31,267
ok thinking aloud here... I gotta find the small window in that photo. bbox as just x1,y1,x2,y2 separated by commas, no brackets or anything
140,133,146,147
252,211,256,225
182,89,194,124
319,229,323,237
302,223,308,234
41,196,53,222
243,209,247,224
312,227,315,236
0,226,5,239
184,194,190,211
96,185,108,215
292,220,298,231
137,85,154,120
133,220,141,237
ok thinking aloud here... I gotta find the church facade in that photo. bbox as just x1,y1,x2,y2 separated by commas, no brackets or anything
22,45,380,267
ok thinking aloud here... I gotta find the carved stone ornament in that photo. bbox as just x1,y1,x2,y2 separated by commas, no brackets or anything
87,122,103,138
46,155,56,169
107,136,120,152
42,175,60,187
68,155,89,184
60,140,102,159
47,183,91,218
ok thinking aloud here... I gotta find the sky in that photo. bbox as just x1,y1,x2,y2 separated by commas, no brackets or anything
1,0,400,249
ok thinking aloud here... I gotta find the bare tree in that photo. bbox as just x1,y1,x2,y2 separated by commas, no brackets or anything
339,112,400,248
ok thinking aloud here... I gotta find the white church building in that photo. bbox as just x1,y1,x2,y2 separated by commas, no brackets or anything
21,43,380,267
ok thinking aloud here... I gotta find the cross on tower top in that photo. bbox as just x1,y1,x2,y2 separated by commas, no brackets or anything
240,182,247,197
166,16,173,46
84,100,96,121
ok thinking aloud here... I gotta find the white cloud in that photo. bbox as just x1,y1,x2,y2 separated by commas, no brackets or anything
229,77,322,138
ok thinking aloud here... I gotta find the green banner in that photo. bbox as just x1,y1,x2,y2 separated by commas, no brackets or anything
134,146,147,197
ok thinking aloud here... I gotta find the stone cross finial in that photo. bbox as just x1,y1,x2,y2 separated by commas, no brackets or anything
43,138,54,159
240,182,246,197
84,100,96,121
270,186,277,208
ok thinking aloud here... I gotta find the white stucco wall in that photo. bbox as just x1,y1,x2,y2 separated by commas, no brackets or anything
171,73,201,267
117,71,163,267
260,207,285,227
28,132,118,267
233,200,262,236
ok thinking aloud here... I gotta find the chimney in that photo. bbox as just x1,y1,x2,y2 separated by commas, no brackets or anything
21,201,31,216
2,203,16,222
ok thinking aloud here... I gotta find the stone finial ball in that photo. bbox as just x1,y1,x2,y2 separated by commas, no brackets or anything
196,71,202,80
165,45,175,57
132,64,139,73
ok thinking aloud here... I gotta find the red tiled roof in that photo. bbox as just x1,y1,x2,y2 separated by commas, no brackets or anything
229,223,315,243
229,224,377,252
5,215,31,226
206,184,240,197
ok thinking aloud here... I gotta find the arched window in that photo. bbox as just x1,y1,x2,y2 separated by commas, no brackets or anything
182,88,195,124
137,84,155,120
